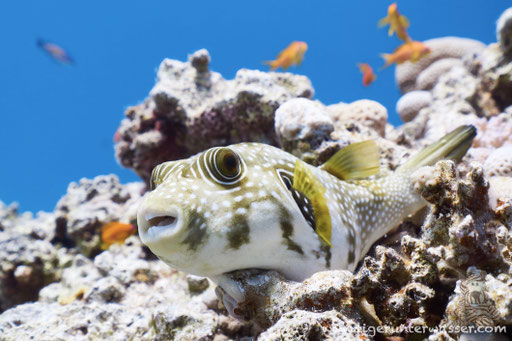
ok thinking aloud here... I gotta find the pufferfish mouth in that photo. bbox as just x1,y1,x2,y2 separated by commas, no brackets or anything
138,209,182,243
148,215,176,228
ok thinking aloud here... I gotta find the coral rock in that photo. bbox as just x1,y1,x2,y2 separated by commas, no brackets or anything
275,98,394,167
484,144,512,177
416,58,463,91
327,99,388,137
443,268,507,333
0,207,60,312
396,90,433,122
0,236,254,340
275,98,334,156
396,37,486,93
114,50,314,182
497,7,512,56
474,44,512,116
473,112,512,148
215,269,357,330
258,310,368,341
54,175,144,256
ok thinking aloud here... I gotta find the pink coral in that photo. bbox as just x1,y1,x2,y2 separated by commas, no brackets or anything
473,112,512,148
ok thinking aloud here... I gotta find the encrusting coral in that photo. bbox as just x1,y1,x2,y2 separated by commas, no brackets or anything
1,8,512,340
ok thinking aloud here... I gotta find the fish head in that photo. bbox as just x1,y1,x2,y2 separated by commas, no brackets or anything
137,143,320,280
388,3,398,16
295,41,308,56
417,42,431,57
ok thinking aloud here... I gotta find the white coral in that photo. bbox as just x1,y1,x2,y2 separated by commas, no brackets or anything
497,7,512,55
484,144,512,177
396,90,432,122
327,99,388,137
274,98,334,145
416,58,463,91
395,37,485,93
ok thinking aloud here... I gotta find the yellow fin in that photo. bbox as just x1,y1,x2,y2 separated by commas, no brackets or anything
378,16,390,28
399,15,410,29
320,141,380,180
293,160,332,247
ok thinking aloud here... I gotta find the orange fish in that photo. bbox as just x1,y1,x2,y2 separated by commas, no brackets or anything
357,63,377,86
265,41,308,71
37,39,74,65
381,40,430,68
378,3,410,41
101,222,136,250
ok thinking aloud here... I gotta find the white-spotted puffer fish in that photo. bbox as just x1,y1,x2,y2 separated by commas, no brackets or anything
137,125,475,311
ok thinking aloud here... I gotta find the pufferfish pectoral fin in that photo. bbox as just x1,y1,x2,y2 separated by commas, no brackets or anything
320,141,380,180
292,160,332,247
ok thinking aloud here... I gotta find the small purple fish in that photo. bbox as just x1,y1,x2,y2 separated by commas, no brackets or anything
37,39,74,65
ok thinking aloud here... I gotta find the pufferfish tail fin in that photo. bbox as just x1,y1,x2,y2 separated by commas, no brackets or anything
399,125,476,172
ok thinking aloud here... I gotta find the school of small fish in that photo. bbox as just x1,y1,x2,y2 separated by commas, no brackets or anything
137,126,476,307
358,3,431,85
35,4,428,88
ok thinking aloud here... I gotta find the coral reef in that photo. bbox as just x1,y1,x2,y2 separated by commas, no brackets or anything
395,37,486,93
2,8,512,340
0,206,255,340
114,49,314,183
0,175,142,313
0,202,61,312
54,175,144,257
275,97,406,172
395,29,512,145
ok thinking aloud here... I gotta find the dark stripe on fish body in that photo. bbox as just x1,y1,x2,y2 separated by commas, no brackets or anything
280,220,304,255
277,204,304,255
226,215,250,250
341,211,357,264
321,243,331,268
347,232,356,264
182,214,209,251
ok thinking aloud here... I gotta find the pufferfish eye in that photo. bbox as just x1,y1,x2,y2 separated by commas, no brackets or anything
210,148,243,183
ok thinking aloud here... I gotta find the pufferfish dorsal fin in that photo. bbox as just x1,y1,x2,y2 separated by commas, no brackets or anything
320,141,380,180
292,160,332,247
